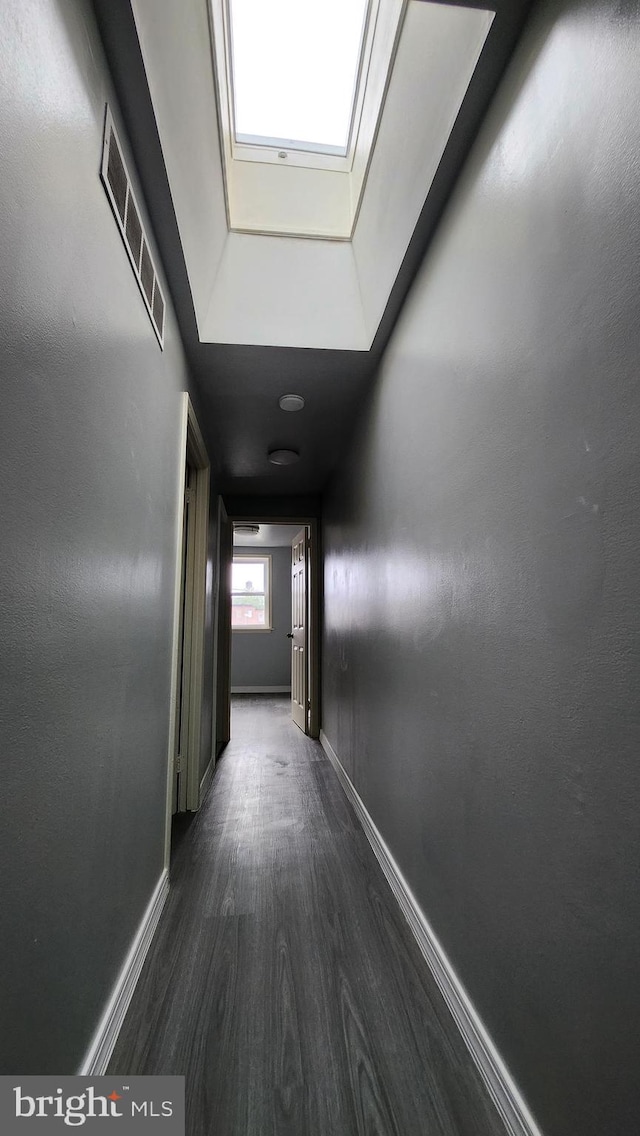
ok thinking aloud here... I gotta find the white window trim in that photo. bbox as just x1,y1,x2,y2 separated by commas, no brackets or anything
232,554,273,632
208,0,408,240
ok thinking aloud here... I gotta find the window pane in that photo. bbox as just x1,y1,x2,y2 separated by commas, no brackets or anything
232,594,266,628
230,0,367,152
232,561,265,594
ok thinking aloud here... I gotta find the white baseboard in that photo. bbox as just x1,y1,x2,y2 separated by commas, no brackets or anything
200,754,216,806
78,869,170,1075
231,685,291,694
319,730,543,1136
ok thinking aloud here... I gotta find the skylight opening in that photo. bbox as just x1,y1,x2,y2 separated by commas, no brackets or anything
229,0,369,156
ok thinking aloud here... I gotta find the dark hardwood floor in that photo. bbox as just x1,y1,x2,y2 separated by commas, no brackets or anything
109,695,505,1136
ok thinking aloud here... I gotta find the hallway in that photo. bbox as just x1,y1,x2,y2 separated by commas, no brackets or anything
109,697,503,1136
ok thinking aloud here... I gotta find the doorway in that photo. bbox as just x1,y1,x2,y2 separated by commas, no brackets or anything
224,518,319,738
164,395,210,866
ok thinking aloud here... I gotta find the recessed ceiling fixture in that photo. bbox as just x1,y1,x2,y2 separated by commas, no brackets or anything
268,448,300,466
278,393,305,412
234,523,260,535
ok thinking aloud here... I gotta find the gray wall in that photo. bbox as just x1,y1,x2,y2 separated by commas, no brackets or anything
0,0,212,1074
231,546,292,688
321,3,640,1135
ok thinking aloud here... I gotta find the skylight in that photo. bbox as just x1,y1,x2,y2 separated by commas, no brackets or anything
229,0,368,156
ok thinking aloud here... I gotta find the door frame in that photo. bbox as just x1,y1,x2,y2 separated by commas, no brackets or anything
214,496,233,757
290,528,308,733
164,394,210,866
225,515,320,738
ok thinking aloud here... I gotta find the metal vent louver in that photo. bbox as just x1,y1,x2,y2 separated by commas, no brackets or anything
106,134,127,225
140,240,154,307
101,107,165,348
152,287,165,335
125,195,143,269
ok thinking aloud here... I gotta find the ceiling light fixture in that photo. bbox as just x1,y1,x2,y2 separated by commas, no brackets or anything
234,523,260,535
278,393,305,412
268,449,300,466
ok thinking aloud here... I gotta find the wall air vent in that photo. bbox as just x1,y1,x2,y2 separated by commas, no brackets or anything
101,106,165,348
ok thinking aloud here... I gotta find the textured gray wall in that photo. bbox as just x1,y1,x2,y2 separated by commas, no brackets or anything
231,546,292,688
0,0,205,1074
322,3,640,1135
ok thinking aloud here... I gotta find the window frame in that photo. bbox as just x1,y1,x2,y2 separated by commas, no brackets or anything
212,0,384,176
231,554,273,632
226,0,372,166
208,0,409,239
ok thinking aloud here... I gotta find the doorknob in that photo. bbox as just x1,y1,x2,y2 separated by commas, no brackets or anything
287,632,294,638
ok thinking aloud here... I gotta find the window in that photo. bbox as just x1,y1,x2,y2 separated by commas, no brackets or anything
231,555,272,629
209,0,408,239
229,0,368,156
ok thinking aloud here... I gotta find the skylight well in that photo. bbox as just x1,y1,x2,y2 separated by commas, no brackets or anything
211,0,401,238
209,0,413,238
229,0,368,156
133,0,497,340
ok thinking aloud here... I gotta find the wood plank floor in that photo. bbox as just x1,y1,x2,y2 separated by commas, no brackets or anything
109,696,505,1136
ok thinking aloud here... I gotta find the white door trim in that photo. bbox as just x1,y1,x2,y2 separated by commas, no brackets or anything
164,396,189,866
164,394,210,867
290,527,308,733
184,400,210,812
226,514,320,738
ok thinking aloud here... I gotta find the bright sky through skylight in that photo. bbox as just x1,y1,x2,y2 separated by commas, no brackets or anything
230,0,368,152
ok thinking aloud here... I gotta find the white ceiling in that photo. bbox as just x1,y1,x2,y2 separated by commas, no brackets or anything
233,523,303,547
94,0,530,495
130,0,492,350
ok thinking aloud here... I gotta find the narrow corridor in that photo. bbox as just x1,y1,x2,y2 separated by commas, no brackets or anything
109,697,504,1135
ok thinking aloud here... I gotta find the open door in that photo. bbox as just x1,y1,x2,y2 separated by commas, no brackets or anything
291,527,308,732
215,498,233,755
165,395,210,865
174,405,210,813
172,459,194,814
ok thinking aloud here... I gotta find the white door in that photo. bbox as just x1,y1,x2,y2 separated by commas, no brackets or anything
290,528,307,733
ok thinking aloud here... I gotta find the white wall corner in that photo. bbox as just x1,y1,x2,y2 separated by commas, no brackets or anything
203,232,370,350
131,0,228,335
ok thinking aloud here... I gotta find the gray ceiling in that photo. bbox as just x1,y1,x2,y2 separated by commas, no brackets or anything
93,0,534,497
